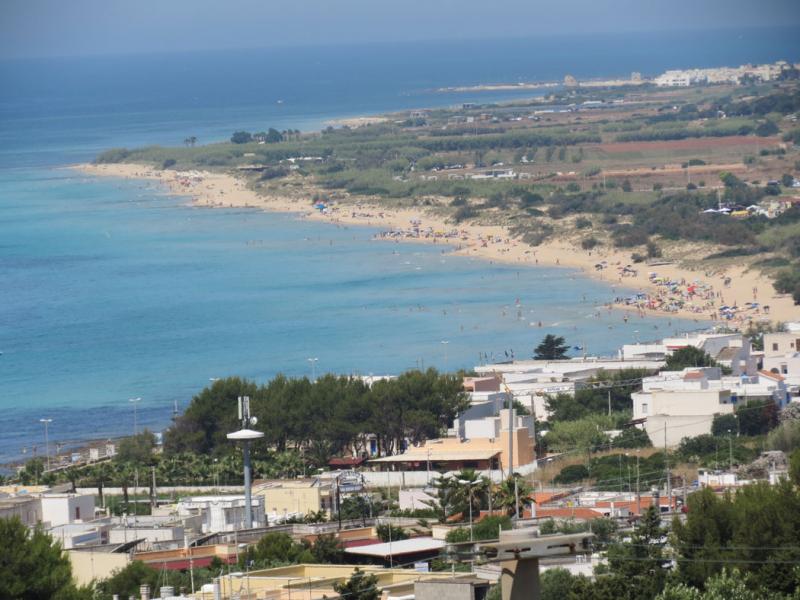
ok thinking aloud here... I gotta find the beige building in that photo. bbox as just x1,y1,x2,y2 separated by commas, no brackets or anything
254,479,334,522
632,369,734,447
204,563,479,600
68,550,130,586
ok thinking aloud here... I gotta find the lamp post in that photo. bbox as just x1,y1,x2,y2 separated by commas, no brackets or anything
39,419,52,471
128,397,142,436
307,357,318,382
440,340,449,367
457,478,482,543
227,396,264,530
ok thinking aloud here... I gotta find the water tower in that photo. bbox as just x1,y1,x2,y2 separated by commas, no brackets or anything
227,396,263,529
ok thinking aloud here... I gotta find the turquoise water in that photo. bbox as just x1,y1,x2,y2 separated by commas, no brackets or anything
2,29,798,461
0,168,701,461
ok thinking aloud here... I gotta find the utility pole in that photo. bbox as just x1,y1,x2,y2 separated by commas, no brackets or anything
607,389,611,417
664,423,671,513
636,453,641,515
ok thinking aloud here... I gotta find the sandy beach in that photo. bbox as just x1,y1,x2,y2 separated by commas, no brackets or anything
77,163,799,326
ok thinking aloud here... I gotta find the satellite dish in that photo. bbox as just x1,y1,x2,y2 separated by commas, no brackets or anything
250,416,258,426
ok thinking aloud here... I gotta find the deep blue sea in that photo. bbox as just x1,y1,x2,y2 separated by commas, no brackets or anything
1,28,798,463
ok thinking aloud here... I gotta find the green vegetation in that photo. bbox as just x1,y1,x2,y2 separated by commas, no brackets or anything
93,83,800,297
534,334,569,359
166,369,467,461
0,518,92,600
672,482,800,595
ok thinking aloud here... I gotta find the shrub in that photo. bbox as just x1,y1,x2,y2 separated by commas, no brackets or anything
162,158,177,169
575,216,592,229
581,237,599,250
554,464,589,484
231,131,253,144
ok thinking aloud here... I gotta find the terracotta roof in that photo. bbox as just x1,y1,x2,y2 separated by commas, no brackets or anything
683,371,706,381
759,369,784,381
534,507,608,520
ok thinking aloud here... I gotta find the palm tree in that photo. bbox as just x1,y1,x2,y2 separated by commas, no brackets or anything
493,475,534,517
92,462,111,508
114,463,134,513
452,469,489,520
63,466,82,493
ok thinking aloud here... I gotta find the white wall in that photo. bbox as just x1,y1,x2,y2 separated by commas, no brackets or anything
645,414,715,447
40,494,95,527
651,389,732,417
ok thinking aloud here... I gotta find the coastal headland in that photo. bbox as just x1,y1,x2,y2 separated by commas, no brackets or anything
80,77,800,328
78,162,798,325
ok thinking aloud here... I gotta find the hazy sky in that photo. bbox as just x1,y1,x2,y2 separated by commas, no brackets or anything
2,0,799,59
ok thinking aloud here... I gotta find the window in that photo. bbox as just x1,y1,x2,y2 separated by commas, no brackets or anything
75,506,80,520
642,403,648,415
782,364,788,375
772,343,779,351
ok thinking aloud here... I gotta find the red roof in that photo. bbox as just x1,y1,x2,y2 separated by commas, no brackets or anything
759,369,784,381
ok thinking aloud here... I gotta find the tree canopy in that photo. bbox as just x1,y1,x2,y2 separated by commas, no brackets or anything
534,334,569,359
165,370,469,460
665,346,717,371
0,518,91,600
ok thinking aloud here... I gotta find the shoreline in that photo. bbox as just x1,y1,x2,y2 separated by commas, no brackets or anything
75,163,798,326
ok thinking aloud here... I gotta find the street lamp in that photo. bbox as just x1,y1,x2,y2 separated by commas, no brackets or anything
441,340,449,367
39,419,53,471
457,478,482,543
307,357,319,382
128,397,142,436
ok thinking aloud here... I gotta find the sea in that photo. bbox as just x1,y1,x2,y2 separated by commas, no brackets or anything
1,27,798,464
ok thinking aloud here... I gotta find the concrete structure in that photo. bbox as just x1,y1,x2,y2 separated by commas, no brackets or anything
371,410,535,473
0,495,42,526
206,564,479,600
50,522,109,549
631,367,789,446
176,495,265,533
344,537,446,565
415,577,491,600
764,332,800,389
621,332,756,376
254,478,334,523
40,493,95,527
476,358,665,419
68,549,130,586
654,61,792,87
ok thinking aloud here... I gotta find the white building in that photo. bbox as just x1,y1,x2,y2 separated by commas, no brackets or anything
632,368,788,446
49,522,108,549
176,495,265,533
763,331,800,391
621,332,756,376
40,493,96,528
476,358,664,419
